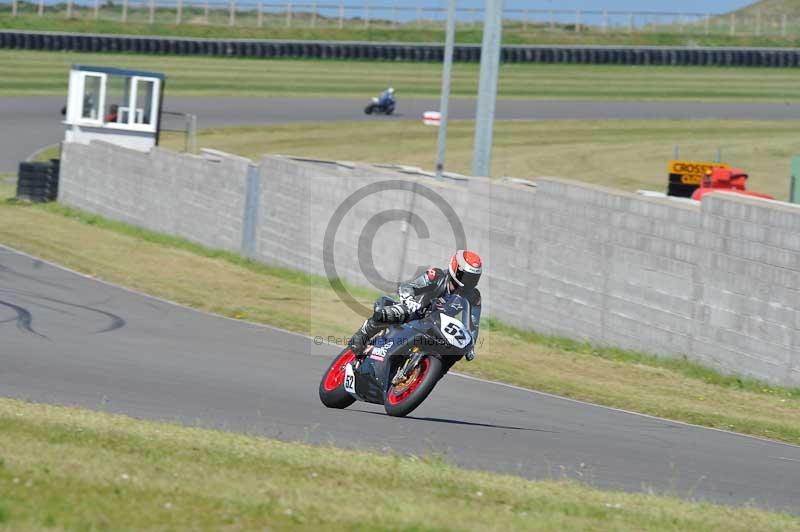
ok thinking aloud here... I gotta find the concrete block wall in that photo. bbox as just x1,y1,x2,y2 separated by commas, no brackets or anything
694,194,800,384
529,180,704,356
59,142,800,386
60,141,250,252
530,179,800,385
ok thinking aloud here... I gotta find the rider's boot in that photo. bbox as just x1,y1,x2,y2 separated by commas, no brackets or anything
348,301,409,356
348,318,383,357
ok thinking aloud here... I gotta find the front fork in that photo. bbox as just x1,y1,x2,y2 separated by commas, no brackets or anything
391,349,424,386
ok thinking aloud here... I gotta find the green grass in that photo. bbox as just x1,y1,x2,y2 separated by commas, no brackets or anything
2,398,798,530
2,180,800,448
4,49,800,102
160,120,798,201
7,11,800,48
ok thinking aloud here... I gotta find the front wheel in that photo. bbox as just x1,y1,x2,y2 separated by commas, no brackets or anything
364,104,374,115
319,349,357,409
384,356,442,417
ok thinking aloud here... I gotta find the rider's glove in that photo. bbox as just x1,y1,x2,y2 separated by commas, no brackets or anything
465,349,475,362
373,303,410,324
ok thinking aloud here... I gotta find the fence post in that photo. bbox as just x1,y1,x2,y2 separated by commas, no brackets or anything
204,1,209,24
602,9,608,33
338,0,344,29
66,0,72,18
311,0,316,28
790,156,800,204
523,9,528,31
730,13,735,36
189,114,197,155
575,9,581,32
627,12,633,33
176,0,183,25
364,1,369,29
38,0,44,16
11,0,16,17
240,164,261,258
228,0,234,26
122,0,128,22
148,0,154,23
416,6,421,28
391,0,396,29
756,9,761,36
257,1,263,27
549,9,554,29
436,0,456,179
782,14,788,37
704,13,710,35
286,1,291,27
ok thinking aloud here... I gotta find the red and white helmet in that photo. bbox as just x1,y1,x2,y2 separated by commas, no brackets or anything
448,250,482,290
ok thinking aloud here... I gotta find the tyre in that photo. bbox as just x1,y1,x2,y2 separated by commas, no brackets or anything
364,104,374,115
384,356,442,417
318,349,357,409
385,105,395,115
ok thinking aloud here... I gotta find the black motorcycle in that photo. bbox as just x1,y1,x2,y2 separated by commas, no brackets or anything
319,293,475,417
364,95,396,115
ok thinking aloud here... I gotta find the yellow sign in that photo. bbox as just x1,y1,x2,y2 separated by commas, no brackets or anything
668,160,729,185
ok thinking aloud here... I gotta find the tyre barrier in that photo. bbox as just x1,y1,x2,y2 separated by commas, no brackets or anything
16,159,59,203
3,30,800,67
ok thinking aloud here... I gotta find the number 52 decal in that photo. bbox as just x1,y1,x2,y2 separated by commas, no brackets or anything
344,363,356,394
440,314,471,349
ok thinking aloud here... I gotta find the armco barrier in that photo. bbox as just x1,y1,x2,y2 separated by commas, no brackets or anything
4,29,800,66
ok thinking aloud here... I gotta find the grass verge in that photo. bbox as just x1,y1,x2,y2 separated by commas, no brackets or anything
2,398,797,530
1,183,800,447
161,120,798,201
3,49,800,102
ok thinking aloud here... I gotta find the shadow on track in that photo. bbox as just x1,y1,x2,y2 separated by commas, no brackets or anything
351,409,557,433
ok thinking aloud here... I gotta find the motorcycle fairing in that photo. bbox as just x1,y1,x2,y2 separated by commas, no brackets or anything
348,293,475,404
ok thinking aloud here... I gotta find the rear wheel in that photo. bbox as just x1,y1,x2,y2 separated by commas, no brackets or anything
319,350,357,409
384,356,442,417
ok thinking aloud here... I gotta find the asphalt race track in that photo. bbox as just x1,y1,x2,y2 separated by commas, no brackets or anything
4,96,800,171
2,246,800,512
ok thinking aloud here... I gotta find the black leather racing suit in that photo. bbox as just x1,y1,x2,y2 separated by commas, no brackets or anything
349,267,482,358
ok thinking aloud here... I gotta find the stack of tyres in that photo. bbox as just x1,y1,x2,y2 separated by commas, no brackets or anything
16,159,59,202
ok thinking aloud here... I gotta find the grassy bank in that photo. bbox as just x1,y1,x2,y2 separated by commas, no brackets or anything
2,398,797,530
3,49,800,102
1,183,800,447
160,120,798,201
5,13,800,49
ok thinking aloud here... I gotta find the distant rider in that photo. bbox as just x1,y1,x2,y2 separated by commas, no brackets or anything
348,250,482,361
378,87,395,106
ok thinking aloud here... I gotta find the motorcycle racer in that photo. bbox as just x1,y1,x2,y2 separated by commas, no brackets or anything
348,250,482,361
378,87,395,106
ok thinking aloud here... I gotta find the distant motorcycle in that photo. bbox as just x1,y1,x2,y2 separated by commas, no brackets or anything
364,89,396,115
318,292,475,417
